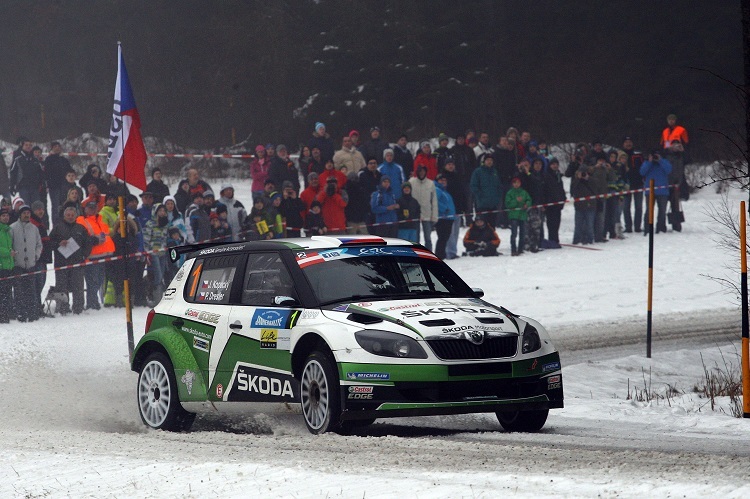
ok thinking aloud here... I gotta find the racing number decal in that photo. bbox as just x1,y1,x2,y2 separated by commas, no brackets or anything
288,310,300,328
188,262,204,299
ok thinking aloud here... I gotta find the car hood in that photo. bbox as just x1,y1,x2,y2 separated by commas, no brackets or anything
321,297,520,338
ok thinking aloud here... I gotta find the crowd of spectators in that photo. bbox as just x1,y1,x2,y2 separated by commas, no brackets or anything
0,115,689,320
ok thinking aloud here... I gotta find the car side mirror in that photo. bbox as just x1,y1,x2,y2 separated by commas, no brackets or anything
471,287,484,298
274,295,298,307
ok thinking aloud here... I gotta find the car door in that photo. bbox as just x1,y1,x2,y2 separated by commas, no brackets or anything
181,252,245,401
218,251,303,403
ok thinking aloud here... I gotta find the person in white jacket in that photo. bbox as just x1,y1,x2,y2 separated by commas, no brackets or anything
409,165,438,252
10,205,42,322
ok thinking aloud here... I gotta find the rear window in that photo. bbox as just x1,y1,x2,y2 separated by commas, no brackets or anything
184,254,242,305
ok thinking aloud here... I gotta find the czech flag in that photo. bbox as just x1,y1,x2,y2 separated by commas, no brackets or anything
106,43,147,190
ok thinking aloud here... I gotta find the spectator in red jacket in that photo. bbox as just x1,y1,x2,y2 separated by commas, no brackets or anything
300,172,322,214
316,176,348,234
318,159,347,189
413,142,438,180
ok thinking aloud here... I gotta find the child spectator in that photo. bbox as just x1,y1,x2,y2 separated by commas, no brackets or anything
505,177,531,256
209,212,231,242
397,181,420,242
463,215,500,256
304,200,327,236
243,196,273,241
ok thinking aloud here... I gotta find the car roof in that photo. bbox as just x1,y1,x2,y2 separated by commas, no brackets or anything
175,235,418,262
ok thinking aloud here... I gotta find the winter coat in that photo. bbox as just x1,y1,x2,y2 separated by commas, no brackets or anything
527,170,545,205
377,162,405,199
450,143,477,182
99,205,119,234
0,157,9,197
304,210,326,235
463,223,500,249
358,168,382,196
219,195,247,241
493,148,517,185
435,181,456,220
397,192,421,230
76,214,115,258
504,187,532,221
607,163,629,194
10,219,42,269
250,157,271,192
640,159,673,197
10,150,45,192
165,204,190,243
186,203,211,242
333,147,366,174
623,148,645,189
473,143,494,165
309,134,336,164
470,164,502,210
174,180,192,214
413,152,438,180
440,169,467,213
543,169,567,207
49,218,91,266
269,156,301,192
300,184,323,212
146,179,170,203
43,153,73,189
392,145,414,179
410,175,438,223
0,222,13,270
663,150,685,185
143,207,170,252
344,175,371,224
589,164,609,196
360,138,389,164
570,176,597,210
370,182,398,225
280,196,305,232
316,186,348,232
30,213,53,264
103,178,130,198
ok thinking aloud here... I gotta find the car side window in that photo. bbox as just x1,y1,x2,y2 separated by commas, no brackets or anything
184,254,241,305
242,252,297,306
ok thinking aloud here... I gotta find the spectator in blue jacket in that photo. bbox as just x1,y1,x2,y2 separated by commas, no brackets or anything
377,149,405,200
370,175,399,237
640,152,672,234
434,174,456,260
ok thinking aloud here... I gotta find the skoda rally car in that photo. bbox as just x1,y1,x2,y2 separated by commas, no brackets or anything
132,236,563,434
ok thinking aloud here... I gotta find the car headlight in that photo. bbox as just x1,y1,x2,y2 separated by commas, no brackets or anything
355,330,428,359
522,323,541,354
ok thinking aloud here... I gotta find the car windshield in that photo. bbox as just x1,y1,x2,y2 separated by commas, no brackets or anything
297,246,475,305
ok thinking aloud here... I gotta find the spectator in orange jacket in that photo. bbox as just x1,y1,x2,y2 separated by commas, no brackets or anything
660,113,689,148
463,215,500,256
77,201,115,310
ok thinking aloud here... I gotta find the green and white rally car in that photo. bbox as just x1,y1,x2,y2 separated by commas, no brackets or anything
132,235,563,434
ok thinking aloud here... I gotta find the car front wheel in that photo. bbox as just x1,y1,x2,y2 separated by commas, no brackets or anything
300,350,343,434
137,352,196,432
496,409,549,432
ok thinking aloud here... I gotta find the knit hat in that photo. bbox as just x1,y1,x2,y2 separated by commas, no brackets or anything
31,201,45,212
255,144,265,152
11,194,24,209
438,133,449,142
383,148,394,157
315,122,325,132
370,126,380,133
203,190,214,198
18,204,31,214
435,173,446,182
511,177,521,184
282,180,294,190
349,129,359,137
0,207,10,216
420,141,431,149
549,158,560,165
270,191,282,201
402,181,412,191
311,200,322,209
276,144,287,152
308,172,319,182
220,184,234,194
209,212,219,221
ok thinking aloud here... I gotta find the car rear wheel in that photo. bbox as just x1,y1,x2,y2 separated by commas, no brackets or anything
137,352,196,432
496,409,548,432
300,350,343,434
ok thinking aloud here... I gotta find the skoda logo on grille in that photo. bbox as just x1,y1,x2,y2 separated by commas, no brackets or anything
465,330,485,345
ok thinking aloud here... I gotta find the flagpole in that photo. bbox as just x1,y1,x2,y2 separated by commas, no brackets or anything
116,42,135,361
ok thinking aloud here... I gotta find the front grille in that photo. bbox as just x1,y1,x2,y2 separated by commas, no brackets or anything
426,336,518,360
395,378,543,402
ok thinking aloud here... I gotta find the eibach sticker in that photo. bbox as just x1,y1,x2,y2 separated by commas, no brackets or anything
216,384,223,398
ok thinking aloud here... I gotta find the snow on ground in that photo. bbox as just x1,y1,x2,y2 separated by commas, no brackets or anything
1,180,749,497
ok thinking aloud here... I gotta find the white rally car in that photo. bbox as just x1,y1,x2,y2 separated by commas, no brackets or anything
132,235,563,434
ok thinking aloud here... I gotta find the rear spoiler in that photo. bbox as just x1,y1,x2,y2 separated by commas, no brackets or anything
168,242,229,263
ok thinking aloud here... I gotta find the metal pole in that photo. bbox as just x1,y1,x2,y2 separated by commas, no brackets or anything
646,178,655,358
740,201,749,418
119,196,135,362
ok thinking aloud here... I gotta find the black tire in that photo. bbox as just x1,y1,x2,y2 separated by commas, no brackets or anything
300,350,343,434
496,409,549,432
137,352,196,432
